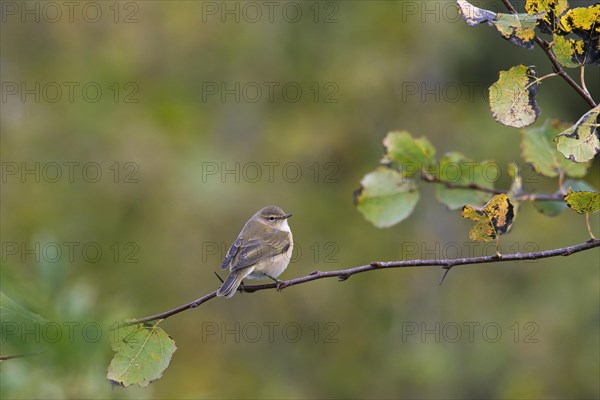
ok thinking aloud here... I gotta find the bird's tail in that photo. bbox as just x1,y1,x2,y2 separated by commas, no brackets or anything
217,270,248,298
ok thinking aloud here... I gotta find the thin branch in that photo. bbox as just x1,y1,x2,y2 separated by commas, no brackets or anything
0,351,45,361
122,239,600,326
422,174,504,195
534,37,596,107
514,192,563,202
120,291,218,327
500,0,596,108
420,174,564,202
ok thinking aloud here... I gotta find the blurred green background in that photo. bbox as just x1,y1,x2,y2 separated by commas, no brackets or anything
1,1,599,398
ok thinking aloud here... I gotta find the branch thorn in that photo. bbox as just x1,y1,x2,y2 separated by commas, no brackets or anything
439,267,453,286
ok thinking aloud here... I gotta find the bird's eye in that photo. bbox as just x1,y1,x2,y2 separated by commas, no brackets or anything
269,216,275,221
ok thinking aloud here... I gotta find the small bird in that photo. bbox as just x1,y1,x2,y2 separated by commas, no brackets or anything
217,206,293,298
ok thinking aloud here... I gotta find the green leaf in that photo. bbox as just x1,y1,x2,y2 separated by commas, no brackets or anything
532,179,596,217
555,105,600,163
457,0,544,49
354,167,420,228
489,65,541,128
434,152,495,210
521,119,590,177
564,188,600,214
532,200,566,217
381,131,436,177
0,292,49,354
0,292,48,326
462,194,514,242
107,323,177,387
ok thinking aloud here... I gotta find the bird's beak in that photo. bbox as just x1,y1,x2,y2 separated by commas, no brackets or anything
282,214,292,219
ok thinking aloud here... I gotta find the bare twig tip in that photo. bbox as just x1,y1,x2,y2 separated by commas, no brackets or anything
213,272,224,284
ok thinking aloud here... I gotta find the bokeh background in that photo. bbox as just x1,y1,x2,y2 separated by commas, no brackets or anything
1,1,599,399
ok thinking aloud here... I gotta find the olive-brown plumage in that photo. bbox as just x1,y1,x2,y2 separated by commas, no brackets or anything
217,206,293,298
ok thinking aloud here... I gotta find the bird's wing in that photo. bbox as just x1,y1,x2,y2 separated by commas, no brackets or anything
221,237,242,270
230,230,291,273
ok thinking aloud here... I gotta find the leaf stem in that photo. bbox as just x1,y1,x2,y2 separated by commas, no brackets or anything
580,66,591,99
526,72,558,91
585,213,596,240
495,235,502,257
558,170,566,195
